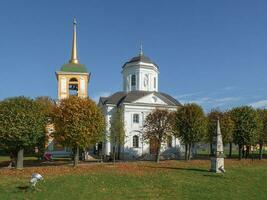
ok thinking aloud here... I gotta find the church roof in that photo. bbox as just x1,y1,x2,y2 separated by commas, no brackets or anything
99,91,181,107
60,63,88,73
122,54,159,68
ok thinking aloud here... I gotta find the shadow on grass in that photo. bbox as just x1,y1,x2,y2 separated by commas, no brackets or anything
145,165,227,179
16,185,30,191
145,165,208,173
203,174,225,178
0,159,73,169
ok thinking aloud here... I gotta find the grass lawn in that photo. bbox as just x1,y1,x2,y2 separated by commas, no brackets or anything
0,159,266,200
0,156,37,161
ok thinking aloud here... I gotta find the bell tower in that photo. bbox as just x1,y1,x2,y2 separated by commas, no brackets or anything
56,18,90,100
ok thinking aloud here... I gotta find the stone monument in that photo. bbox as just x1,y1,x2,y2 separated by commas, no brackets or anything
210,119,225,173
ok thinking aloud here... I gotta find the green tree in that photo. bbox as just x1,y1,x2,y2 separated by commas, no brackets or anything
0,96,47,169
35,96,56,159
221,111,235,157
35,96,55,119
143,109,174,163
257,109,267,160
175,103,207,160
53,96,105,167
109,108,125,161
207,109,234,157
230,106,262,160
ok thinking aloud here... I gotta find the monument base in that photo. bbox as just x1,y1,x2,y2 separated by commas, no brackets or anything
210,157,224,173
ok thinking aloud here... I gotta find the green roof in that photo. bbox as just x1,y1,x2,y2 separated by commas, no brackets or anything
59,63,88,73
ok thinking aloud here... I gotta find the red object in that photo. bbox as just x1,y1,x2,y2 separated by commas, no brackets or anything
44,152,52,161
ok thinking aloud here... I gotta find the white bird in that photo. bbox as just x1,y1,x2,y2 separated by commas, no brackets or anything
30,173,43,187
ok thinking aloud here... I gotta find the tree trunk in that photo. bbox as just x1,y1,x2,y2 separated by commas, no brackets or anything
210,143,212,156
73,146,79,167
238,145,242,160
228,142,232,158
245,145,250,159
192,143,195,158
156,141,161,163
118,144,121,160
184,144,188,160
113,145,116,165
259,144,263,160
8,151,16,168
16,148,24,169
188,143,192,160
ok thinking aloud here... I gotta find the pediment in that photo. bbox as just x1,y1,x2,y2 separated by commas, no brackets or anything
133,93,167,105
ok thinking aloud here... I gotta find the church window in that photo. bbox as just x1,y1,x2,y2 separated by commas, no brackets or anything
154,77,156,89
69,77,78,96
133,135,139,148
131,74,136,86
133,114,139,123
69,78,78,82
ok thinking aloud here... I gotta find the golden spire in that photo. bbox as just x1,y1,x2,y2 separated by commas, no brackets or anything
69,18,79,64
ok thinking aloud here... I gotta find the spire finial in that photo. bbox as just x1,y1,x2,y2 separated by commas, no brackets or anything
139,42,143,56
69,17,79,64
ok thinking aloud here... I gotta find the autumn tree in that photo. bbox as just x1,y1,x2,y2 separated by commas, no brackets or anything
175,103,207,160
35,96,56,158
53,96,105,167
109,108,125,161
230,106,262,160
0,96,47,169
221,111,235,157
35,96,55,119
207,109,235,157
257,109,267,160
143,109,174,163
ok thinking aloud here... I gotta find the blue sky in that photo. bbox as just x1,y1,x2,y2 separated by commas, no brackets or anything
0,0,267,111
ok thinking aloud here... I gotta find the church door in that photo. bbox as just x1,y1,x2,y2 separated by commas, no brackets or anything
150,138,158,155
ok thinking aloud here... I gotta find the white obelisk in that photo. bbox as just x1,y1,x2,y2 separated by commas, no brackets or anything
210,119,225,173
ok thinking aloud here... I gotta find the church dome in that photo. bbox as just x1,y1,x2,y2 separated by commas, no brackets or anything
121,46,159,92
129,54,153,63
122,54,158,68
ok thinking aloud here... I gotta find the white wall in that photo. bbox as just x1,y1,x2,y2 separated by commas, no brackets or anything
121,103,179,159
99,104,116,156
122,62,159,92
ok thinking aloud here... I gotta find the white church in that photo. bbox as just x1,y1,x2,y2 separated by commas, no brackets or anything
98,48,181,160
48,19,182,160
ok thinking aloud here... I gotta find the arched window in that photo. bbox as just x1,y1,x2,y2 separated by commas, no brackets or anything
131,74,136,86
133,135,139,148
69,78,78,96
69,78,78,82
133,114,139,123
